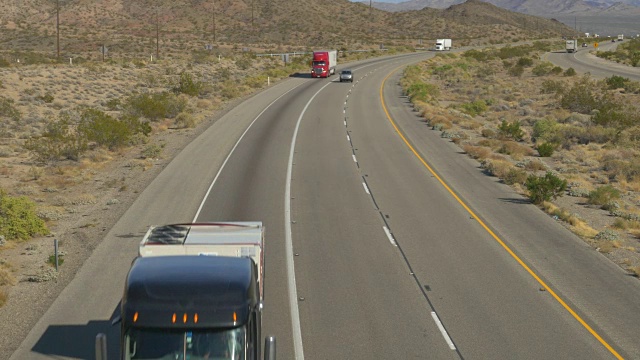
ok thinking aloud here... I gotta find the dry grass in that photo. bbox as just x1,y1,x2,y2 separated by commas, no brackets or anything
482,158,514,179
462,144,492,160
595,240,623,254
0,266,16,287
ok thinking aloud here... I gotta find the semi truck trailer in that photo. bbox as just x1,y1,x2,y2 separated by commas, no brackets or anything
566,39,578,53
96,222,274,360
311,50,337,78
435,39,452,51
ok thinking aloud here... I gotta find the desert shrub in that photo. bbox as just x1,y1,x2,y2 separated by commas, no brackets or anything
105,98,121,111
605,75,629,90
462,49,491,62
517,57,534,67
47,254,64,266
0,58,10,67
503,167,528,185
525,160,547,171
24,114,88,162
550,66,563,75
498,120,524,141
603,157,640,181
526,172,567,204
462,145,491,160
532,62,555,76
536,142,555,157
37,92,54,103
496,45,531,59
615,126,640,147
564,67,577,76
219,80,243,100
498,141,532,160
125,92,187,121
235,57,253,70
141,143,163,159
0,97,21,121
532,118,560,141
78,109,149,150
588,185,621,206
541,79,565,94
0,189,49,241
481,158,512,178
558,124,616,147
592,100,639,130
407,82,439,103
481,128,496,138
508,65,524,77
560,76,601,114
460,100,487,116
244,75,268,89
172,72,203,96
174,112,196,128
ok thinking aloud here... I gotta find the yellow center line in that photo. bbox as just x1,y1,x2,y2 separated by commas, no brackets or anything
379,64,623,360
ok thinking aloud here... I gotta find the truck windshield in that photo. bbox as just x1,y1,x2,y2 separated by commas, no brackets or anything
312,61,326,66
124,327,246,360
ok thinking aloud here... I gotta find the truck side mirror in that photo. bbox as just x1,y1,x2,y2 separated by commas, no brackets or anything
96,333,108,360
264,336,276,360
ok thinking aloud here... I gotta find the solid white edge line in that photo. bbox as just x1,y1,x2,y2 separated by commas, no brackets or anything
382,226,397,246
362,182,370,195
286,80,333,360
192,83,303,222
193,83,303,221
431,311,456,350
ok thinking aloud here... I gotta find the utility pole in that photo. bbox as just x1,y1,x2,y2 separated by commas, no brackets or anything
212,0,216,41
56,0,60,60
155,8,159,60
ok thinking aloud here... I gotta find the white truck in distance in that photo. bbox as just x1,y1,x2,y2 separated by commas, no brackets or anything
565,39,577,53
435,39,452,51
618,34,624,41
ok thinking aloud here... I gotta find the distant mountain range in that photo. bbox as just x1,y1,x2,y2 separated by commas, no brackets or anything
352,0,640,15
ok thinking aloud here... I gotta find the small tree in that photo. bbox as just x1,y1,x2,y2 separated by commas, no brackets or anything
536,143,555,157
526,172,567,204
588,185,621,207
498,120,524,141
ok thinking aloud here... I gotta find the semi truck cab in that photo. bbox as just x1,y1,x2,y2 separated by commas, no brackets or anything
121,256,266,360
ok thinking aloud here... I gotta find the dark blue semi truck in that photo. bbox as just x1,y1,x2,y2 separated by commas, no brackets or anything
96,223,275,360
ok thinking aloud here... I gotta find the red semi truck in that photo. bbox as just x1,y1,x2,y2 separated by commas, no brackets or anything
311,50,337,78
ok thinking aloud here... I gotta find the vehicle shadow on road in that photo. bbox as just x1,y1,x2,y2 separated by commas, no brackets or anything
289,72,313,78
31,303,120,359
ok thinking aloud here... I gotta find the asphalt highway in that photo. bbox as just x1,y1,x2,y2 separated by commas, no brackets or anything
10,49,640,359
544,41,640,80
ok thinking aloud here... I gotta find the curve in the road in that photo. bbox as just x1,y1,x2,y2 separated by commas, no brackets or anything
378,63,624,360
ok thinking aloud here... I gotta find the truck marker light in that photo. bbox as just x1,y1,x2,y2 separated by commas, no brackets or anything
194,313,199,323
183,313,188,323
172,313,177,323
133,312,139,323
233,312,237,322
